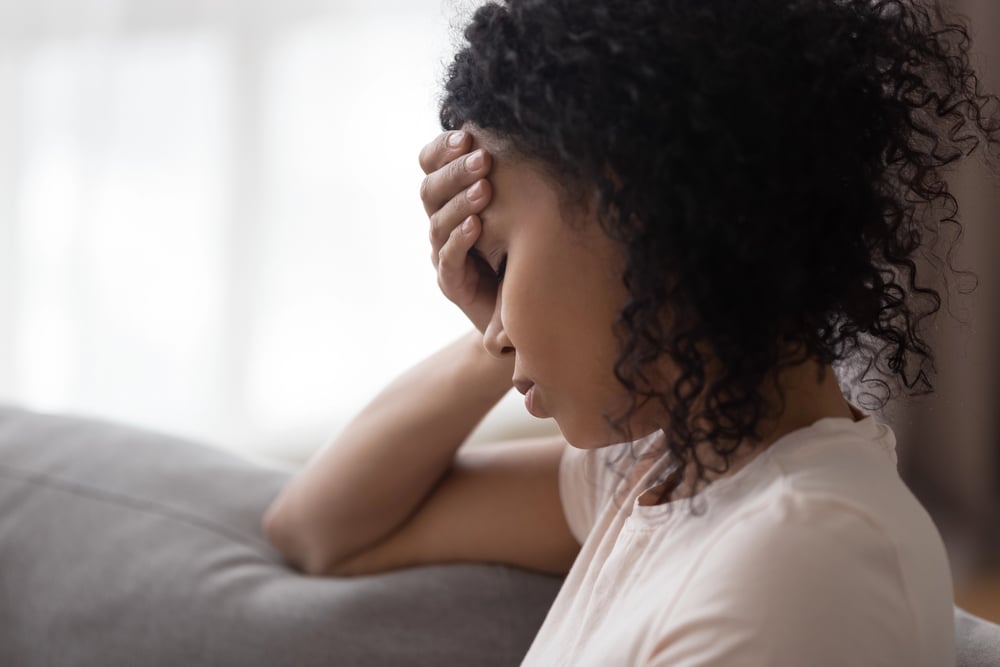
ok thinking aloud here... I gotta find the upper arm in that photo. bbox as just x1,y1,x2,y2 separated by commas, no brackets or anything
327,435,581,577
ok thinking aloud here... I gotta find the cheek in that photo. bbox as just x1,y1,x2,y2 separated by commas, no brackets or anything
498,251,547,331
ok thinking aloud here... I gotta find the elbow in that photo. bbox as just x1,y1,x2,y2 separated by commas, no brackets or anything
262,497,342,577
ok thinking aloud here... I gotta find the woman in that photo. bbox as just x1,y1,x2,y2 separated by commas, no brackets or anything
264,0,999,664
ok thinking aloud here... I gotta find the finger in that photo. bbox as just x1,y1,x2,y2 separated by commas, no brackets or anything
418,131,471,174
428,178,493,251
420,148,493,217
437,215,480,286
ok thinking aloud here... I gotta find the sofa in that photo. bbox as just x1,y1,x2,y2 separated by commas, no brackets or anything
0,404,997,666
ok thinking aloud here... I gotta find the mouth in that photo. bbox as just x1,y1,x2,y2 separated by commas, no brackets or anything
514,378,547,418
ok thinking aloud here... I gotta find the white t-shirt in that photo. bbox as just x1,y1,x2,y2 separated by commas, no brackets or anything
520,411,955,666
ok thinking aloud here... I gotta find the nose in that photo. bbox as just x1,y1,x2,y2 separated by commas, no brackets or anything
482,291,514,358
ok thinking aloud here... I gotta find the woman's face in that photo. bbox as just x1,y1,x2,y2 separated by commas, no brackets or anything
469,131,659,448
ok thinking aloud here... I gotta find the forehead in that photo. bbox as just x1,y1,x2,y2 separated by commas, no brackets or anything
461,124,596,217
460,124,597,232
468,136,553,217
462,124,521,167
463,124,570,199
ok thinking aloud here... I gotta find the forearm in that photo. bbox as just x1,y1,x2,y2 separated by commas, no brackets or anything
262,330,513,573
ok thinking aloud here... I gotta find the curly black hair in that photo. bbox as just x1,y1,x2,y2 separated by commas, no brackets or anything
438,0,1000,509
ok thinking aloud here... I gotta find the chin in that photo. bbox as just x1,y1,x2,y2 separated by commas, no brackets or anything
556,419,623,450
558,408,661,449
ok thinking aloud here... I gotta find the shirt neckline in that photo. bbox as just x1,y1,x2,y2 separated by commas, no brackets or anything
627,409,889,522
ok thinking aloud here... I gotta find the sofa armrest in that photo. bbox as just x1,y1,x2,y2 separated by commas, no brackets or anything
0,405,562,667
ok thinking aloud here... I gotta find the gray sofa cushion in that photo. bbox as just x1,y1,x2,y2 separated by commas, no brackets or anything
956,606,1000,667
0,405,562,667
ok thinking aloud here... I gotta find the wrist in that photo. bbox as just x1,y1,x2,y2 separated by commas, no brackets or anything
460,329,514,394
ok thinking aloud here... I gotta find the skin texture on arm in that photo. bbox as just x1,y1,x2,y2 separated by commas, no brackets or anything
262,330,514,575
328,433,580,577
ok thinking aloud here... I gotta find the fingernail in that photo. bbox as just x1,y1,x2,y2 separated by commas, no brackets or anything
465,150,483,171
462,217,474,233
468,180,484,201
448,131,465,148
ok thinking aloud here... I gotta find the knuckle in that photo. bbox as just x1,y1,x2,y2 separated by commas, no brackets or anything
446,189,467,217
420,135,448,174
449,155,467,185
419,175,432,203
440,130,456,153
418,143,434,173
437,243,452,271
449,218,468,241
428,210,447,243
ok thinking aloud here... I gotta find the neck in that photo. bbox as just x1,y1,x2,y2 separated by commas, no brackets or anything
638,359,856,506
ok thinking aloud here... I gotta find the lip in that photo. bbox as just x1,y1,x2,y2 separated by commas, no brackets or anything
513,377,547,418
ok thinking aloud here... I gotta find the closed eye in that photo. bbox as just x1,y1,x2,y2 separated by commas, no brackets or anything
475,244,507,284
468,246,506,283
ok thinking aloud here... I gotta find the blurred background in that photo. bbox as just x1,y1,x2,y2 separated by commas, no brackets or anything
0,0,545,466
0,0,996,618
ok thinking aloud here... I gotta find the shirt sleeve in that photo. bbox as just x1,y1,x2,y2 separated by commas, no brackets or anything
643,493,928,667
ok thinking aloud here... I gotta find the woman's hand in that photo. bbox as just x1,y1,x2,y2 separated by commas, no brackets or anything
419,130,496,334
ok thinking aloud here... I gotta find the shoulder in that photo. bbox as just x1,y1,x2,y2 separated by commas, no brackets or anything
642,418,954,664
698,490,908,591
647,489,950,666
695,415,948,597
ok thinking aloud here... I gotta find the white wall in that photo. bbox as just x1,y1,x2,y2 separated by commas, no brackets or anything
0,0,557,464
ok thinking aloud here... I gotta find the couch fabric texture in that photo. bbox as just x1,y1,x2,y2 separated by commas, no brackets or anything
0,405,562,666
